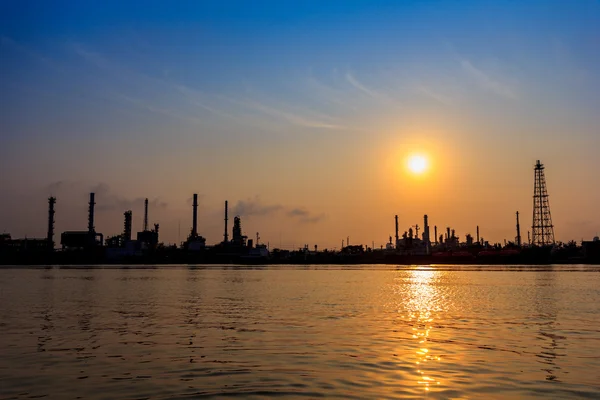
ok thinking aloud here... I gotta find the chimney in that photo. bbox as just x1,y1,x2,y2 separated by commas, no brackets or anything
192,194,198,237
424,215,430,254
143,198,149,232
516,211,522,247
477,225,480,244
88,193,95,233
223,200,229,243
47,197,56,250
395,215,399,249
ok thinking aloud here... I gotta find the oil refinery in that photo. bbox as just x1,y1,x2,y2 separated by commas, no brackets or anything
1,160,599,265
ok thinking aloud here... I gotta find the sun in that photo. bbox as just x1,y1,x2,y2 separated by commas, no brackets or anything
407,154,428,174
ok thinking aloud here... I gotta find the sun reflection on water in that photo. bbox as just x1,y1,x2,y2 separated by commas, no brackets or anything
403,268,443,392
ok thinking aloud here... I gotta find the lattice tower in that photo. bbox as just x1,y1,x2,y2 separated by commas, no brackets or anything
531,160,555,246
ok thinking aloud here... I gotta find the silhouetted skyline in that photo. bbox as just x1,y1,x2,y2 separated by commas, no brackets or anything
1,1,599,247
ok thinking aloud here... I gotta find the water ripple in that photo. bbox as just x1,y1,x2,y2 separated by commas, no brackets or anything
0,266,599,398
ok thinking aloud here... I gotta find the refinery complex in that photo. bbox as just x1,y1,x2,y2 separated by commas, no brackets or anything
1,160,599,265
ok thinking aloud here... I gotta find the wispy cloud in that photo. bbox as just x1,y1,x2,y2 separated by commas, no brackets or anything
416,86,453,105
460,59,517,99
232,197,283,217
287,208,326,224
287,208,309,217
344,72,401,108
175,84,240,121
346,73,381,99
43,180,80,196
305,75,358,111
72,42,345,131
115,93,204,126
72,43,181,95
41,181,168,212
229,198,326,224
231,98,346,130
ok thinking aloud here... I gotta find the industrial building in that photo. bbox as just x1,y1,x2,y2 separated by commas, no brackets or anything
136,198,159,250
61,193,103,249
0,197,56,253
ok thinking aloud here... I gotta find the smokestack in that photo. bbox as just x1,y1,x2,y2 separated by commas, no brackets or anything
516,211,522,247
88,193,95,233
395,215,399,249
192,194,198,237
123,211,132,242
143,198,149,232
477,226,480,244
224,200,229,243
424,215,430,254
47,197,56,250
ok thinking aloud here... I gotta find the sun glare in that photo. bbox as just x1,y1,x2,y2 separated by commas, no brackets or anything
408,154,428,174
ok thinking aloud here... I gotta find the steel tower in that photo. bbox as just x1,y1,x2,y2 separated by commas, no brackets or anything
531,160,555,246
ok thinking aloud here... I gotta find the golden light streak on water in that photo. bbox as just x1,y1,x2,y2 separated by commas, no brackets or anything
403,268,444,392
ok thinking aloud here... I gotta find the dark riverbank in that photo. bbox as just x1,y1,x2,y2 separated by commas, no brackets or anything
2,246,598,266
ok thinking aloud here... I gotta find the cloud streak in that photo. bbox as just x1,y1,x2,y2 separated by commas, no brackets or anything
233,98,346,130
115,93,205,126
460,59,517,99
416,86,453,105
287,208,326,224
346,73,381,99
72,43,346,131
229,198,326,224
232,197,283,217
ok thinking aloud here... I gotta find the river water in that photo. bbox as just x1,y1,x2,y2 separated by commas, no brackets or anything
1,265,599,399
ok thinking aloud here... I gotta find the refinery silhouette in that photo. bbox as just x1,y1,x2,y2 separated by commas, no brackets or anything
1,160,599,265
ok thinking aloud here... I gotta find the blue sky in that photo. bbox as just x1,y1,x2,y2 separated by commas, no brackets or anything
1,1,599,246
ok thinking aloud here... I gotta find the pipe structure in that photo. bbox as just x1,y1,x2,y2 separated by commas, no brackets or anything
143,198,149,232
88,193,95,233
47,197,56,250
192,194,198,237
